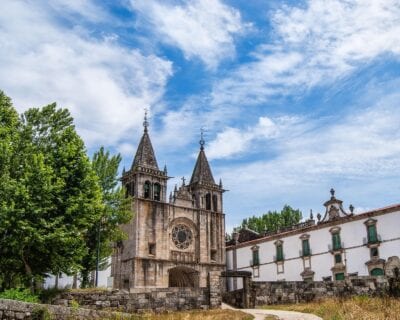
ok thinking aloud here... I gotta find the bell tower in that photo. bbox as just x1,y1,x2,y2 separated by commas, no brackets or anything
122,111,168,202
187,132,225,264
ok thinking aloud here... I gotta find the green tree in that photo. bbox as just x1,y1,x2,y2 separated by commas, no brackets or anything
0,91,25,288
240,205,302,234
0,93,104,289
80,147,132,287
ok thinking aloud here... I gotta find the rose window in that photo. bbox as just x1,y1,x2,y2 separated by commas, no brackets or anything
172,224,193,249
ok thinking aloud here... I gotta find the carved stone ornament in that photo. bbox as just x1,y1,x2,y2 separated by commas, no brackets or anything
172,224,193,249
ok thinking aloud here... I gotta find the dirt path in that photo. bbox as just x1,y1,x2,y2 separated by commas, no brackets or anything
221,303,322,320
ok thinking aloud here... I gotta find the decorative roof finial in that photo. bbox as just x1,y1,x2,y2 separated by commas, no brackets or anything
143,108,149,132
310,209,313,220
181,176,186,186
330,188,335,197
349,204,354,214
199,127,205,150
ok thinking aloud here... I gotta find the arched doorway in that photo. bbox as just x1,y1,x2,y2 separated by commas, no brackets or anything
168,266,199,288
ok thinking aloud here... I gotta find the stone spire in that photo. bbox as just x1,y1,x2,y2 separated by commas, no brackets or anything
189,131,215,185
131,110,159,170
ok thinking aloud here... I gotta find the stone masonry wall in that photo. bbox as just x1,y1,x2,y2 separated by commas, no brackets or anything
53,287,213,313
0,299,134,320
251,277,388,307
222,277,390,308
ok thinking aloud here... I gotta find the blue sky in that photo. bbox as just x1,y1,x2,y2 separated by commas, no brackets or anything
1,0,400,231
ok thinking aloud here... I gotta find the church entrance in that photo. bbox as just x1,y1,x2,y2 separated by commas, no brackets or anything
168,266,199,288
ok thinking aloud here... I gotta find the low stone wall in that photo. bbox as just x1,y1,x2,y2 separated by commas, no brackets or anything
0,299,134,320
53,287,211,313
251,277,388,306
222,289,245,308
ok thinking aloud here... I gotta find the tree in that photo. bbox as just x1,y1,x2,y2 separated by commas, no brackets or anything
80,147,132,287
240,205,302,234
0,91,25,288
0,93,104,289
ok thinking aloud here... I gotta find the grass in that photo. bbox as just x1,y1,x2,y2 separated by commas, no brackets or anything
262,296,400,320
138,309,253,320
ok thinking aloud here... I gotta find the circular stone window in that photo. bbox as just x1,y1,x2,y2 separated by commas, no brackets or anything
172,224,193,249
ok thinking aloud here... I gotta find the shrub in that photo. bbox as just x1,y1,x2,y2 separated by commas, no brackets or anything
31,306,52,320
0,288,39,303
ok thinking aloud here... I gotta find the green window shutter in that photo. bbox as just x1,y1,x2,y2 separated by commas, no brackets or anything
335,273,345,281
277,245,283,261
302,239,310,256
368,225,377,243
371,268,384,276
335,254,342,264
253,250,259,266
332,233,341,250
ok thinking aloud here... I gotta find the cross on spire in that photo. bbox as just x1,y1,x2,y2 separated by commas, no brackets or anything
199,127,205,150
181,176,186,186
143,108,149,132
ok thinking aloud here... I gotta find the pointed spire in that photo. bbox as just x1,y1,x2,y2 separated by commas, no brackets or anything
190,130,215,185
163,164,167,175
131,110,158,170
219,178,223,189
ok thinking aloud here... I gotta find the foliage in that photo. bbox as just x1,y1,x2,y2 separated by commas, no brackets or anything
240,205,302,233
0,288,39,303
38,287,66,304
0,91,103,289
31,306,52,320
80,147,132,287
264,296,400,320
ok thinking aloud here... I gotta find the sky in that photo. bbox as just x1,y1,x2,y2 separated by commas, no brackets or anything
1,0,400,231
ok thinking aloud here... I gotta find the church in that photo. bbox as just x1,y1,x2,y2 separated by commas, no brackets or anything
111,115,226,289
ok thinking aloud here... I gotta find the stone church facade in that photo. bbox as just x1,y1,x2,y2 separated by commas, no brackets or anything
111,117,226,289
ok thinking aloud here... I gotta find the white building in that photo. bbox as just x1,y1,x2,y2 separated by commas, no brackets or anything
226,189,400,289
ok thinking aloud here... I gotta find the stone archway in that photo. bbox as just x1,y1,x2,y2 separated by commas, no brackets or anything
168,266,199,288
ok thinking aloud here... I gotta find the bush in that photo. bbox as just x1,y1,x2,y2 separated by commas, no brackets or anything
0,288,39,303
38,287,66,304
31,306,52,320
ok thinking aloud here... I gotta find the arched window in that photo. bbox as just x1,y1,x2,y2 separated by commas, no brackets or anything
212,195,218,212
371,268,384,276
144,181,151,199
205,193,211,210
154,183,161,201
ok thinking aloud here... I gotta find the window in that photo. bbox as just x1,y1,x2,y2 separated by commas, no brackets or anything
210,249,217,261
153,183,161,201
371,268,384,276
276,243,284,261
144,181,151,199
370,247,379,258
334,253,342,264
149,243,156,255
205,193,211,210
332,233,341,250
335,273,345,281
212,194,218,212
302,239,310,256
367,224,378,244
252,249,260,266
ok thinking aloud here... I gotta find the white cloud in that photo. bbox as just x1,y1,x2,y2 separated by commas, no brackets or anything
212,0,400,107
217,90,400,216
130,0,249,69
0,1,172,147
207,115,305,159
